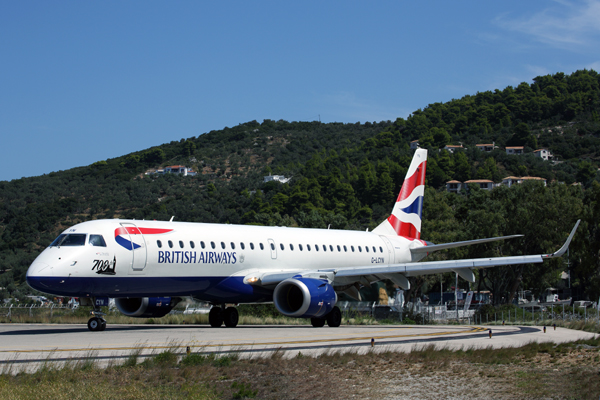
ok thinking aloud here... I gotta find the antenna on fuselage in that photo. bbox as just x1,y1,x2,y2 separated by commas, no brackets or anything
169,216,175,222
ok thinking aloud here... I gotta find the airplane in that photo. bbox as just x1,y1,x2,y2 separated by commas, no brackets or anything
26,149,580,331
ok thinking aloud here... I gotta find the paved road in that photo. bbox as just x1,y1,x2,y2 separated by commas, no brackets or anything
0,323,596,371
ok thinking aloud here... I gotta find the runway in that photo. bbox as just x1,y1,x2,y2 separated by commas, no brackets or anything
0,323,596,371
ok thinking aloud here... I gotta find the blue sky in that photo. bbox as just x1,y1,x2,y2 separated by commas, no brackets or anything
1,1,600,182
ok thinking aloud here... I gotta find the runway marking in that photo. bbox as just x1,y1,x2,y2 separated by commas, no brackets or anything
1,326,488,354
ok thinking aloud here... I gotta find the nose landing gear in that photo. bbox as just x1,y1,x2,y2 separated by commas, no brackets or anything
87,316,106,331
87,300,107,331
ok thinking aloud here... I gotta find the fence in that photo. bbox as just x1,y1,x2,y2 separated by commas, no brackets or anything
1,303,79,319
417,302,600,327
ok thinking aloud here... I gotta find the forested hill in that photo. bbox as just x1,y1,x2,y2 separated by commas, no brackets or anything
1,69,600,304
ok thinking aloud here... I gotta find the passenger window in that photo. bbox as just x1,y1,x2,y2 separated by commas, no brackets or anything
366,246,369,253
157,240,162,249
240,242,245,250
168,240,173,248
201,241,206,249
351,245,355,252
270,243,275,251
307,244,311,251
358,246,362,252
250,242,255,250
221,242,226,249
280,243,284,250
231,242,235,250
89,235,106,247
299,244,303,251
343,245,347,252
315,244,319,251
211,241,216,249
190,241,195,249
372,246,376,253
329,245,334,252
260,243,264,250
379,246,383,253
179,241,184,249
323,245,327,252
290,244,294,251
337,245,341,252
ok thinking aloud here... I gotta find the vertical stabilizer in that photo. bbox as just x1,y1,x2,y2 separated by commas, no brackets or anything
372,148,427,238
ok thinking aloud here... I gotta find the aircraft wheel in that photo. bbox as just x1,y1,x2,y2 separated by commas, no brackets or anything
99,319,107,331
209,307,224,327
87,317,101,332
223,307,239,328
326,306,342,328
311,317,326,327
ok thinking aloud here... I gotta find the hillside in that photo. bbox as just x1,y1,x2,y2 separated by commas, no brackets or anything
1,69,599,304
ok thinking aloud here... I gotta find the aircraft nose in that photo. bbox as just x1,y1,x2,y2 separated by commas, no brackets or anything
27,262,52,277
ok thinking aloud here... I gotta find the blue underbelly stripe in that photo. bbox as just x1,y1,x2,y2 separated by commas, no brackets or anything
26,275,273,303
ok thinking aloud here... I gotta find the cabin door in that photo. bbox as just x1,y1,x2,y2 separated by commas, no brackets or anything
379,236,395,264
267,239,277,259
119,223,148,273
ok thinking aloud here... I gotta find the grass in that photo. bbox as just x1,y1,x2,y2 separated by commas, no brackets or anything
0,337,598,399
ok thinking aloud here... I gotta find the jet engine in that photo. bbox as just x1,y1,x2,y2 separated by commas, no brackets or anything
273,277,337,318
115,297,181,318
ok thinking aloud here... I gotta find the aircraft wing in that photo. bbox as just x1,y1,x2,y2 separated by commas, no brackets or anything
410,234,523,254
245,220,579,288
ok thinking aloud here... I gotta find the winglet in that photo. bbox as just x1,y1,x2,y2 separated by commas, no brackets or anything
543,220,580,259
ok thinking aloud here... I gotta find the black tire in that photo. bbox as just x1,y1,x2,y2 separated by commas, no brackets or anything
99,320,107,331
209,307,224,327
326,306,342,328
87,317,100,331
311,317,326,327
223,307,239,328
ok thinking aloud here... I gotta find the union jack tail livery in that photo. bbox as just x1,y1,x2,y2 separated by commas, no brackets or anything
373,148,427,238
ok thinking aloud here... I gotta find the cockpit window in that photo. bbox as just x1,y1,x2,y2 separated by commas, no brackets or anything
50,234,87,247
89,235,107,247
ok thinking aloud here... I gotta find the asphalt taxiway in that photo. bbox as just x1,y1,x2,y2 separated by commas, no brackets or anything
0,323,596,370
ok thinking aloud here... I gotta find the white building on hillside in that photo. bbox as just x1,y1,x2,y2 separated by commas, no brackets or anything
533,148,553,161
506,146,524,155
443,144,464,153
264,173,291,184
502,176,547,187
476,143,496,152
464,179,495,190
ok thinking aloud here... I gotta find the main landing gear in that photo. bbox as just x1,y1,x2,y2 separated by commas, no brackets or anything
311,306,342,328
209,305,239,328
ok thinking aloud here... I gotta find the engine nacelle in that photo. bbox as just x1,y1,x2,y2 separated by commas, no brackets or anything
273,277,337,318
115,297,180,318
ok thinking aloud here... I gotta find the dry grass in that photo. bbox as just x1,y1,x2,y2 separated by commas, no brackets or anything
0,338,598,399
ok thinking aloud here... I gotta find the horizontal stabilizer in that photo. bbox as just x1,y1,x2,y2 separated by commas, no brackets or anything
410,235,523,254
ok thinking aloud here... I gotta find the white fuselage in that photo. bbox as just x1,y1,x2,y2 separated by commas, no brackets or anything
26,219,426,303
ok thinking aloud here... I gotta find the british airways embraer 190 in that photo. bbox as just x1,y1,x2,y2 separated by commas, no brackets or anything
26,149,579,331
